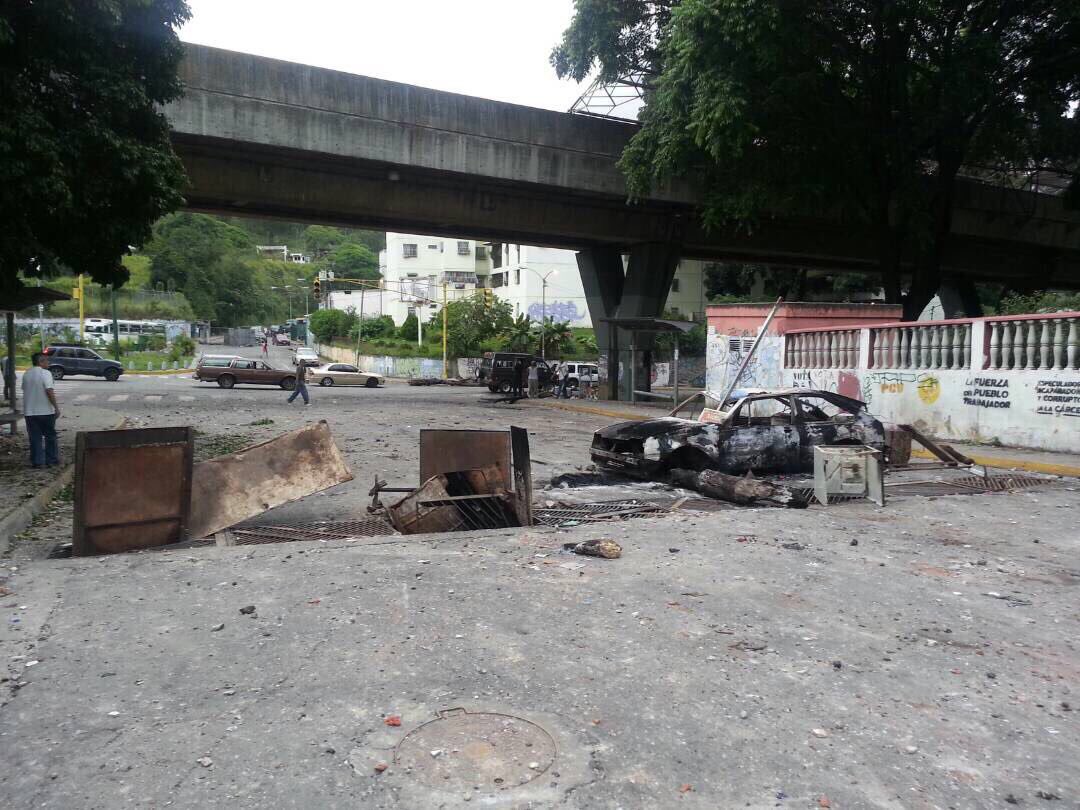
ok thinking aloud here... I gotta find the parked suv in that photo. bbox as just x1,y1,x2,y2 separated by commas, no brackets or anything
194,355,297,389
478,352,553,393
560,362,599,391
44,345,124,381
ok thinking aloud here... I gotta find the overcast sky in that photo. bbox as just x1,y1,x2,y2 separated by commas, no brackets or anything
180,0,587,112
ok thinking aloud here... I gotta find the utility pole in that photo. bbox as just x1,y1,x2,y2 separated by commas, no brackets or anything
36,275,45,351
77,273,85,343
442,282,448,379
355,285,366,367
110,285,121,360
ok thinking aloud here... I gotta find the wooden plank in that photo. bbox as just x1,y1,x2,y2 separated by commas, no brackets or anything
419,430,512,490
511,426,533,527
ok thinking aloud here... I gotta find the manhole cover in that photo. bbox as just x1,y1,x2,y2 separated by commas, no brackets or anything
394,708,557,792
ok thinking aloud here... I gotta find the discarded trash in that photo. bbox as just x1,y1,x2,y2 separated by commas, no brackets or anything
384,715,402,727
564,539,622,559
374,762,388,773
782,542,806,551
211,623,225,632
679,784,693,793
239,605,256,615
811,728,830,738
196,756,213,768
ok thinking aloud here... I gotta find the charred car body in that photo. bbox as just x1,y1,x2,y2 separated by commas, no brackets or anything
590,389,886,478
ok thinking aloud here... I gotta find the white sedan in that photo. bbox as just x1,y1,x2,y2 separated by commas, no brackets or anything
293,347,319,366
306,363,385,388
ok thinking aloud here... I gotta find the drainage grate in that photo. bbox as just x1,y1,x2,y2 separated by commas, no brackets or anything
533,499,669,527
229,517,397,544
791,472,1056,503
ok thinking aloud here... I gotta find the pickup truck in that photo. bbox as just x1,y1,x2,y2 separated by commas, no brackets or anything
194,355,298,389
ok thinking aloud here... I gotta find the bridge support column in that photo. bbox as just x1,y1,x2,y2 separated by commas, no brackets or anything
578,243,680,401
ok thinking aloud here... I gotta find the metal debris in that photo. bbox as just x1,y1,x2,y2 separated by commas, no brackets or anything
564,538,623,559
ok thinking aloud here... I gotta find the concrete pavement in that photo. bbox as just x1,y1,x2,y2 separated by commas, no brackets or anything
1,343,1078,808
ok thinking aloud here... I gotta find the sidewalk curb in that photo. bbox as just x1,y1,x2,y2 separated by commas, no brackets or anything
0,413,127,556
911,449,1080,478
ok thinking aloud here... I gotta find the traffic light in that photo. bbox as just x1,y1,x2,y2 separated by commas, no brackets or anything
482,287,493,306
313,278,321,297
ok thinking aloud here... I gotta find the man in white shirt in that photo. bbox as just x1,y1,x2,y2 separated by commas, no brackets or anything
21,352,61,467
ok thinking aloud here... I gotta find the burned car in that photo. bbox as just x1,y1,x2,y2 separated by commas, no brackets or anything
590,389,886,478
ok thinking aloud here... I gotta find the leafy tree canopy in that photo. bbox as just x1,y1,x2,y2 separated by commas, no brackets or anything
558,1,1080,319
438,296,514,358
308,308,358,343
1,0,191,300
329,243,380,280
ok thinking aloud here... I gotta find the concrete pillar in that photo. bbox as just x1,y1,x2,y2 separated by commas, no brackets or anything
578,242,680,400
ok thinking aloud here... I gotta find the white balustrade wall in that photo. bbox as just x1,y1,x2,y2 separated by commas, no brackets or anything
776,313,1080,452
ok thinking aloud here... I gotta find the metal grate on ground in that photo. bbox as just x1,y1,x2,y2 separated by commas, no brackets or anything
533,500,669,527
792,472,1057,504
228,517,397,545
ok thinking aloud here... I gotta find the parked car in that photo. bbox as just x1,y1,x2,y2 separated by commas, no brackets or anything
273,333,291,346
43,345,124,381
561,362,599,390
478,352,553,393
293,347,319,366
306,363,384,388
590,388,886,478
194,355,297,389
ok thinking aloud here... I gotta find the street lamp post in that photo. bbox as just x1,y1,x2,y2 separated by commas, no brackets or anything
296,279,310,316
522,267,558,360
271,286,294,320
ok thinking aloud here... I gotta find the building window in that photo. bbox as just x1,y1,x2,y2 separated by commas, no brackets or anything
492,273,505,288
457,241,470,256
403,243,418,258
475,245,487,259
671,278,681,293
514,269,521,286
428,243,440,251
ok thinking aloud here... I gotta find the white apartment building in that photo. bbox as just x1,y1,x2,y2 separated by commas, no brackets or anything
490,243,708,326
326,232,708,328
327,233,491,325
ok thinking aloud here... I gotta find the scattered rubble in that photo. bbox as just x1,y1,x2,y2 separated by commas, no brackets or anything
668,468,804,507
563,538,622,559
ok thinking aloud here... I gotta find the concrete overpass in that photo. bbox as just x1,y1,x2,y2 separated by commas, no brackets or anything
165,44,1080,395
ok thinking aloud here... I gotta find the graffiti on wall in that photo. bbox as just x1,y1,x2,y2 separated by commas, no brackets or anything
1035,379,1080,418
790,369,862,400
861,372,941,407
962,376,1010,409
527,301,585,323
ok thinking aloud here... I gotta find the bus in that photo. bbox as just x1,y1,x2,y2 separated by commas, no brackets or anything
84,319,168,345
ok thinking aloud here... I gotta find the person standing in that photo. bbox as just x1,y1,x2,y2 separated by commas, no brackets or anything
288,360,310,406
22,352,61,467
556,361,569,399
261,337,269,358
527,360,540,398
511,357,524,397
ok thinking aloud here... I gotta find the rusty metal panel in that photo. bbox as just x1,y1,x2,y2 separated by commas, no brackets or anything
419,430,512,490
72,427,193,556
188,420,353,539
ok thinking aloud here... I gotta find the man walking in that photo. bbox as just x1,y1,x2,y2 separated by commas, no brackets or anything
22,352,61,467
288,360,310,406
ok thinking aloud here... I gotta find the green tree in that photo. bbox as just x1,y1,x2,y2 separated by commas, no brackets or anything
539,318,575,359
329,243,380,279
0,0,190,299
397,313,420,341
441,296,514,358
500,314,536,353
308,308,358,343
557,1,1080,320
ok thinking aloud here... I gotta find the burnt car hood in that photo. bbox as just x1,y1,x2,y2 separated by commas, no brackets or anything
597,417,724,460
